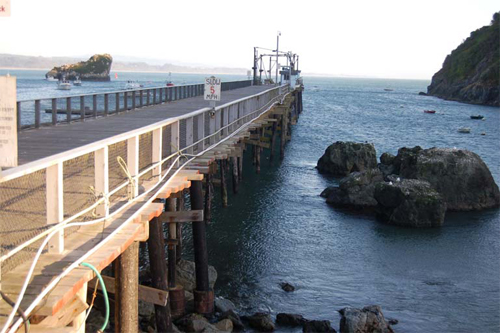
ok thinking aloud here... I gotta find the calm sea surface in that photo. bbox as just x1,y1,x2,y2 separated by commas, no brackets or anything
4,70,500,332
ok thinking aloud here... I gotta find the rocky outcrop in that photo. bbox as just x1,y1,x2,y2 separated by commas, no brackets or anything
176,259,218,292
374,179,447,227
339,306,394,333
243,313,275,332
322,169,384,209
303,320,336,333
276,313,307,327
317,142,378,176
427,12,499,106
45,54,113,81
380,147,500,211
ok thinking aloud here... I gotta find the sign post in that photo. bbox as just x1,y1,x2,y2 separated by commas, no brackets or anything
0,75,17,170
204,76,221,111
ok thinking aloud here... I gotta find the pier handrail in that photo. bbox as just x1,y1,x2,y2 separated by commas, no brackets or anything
15,80,252,130
0,83,290,267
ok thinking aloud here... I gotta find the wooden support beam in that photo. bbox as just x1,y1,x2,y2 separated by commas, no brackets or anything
242,139,270,149
90,276,168,306
35,294,88,329
160,210,204,223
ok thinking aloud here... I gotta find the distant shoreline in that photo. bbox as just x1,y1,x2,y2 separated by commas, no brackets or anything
0,67,248,76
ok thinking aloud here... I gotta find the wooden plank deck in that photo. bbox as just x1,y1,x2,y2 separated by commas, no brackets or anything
18,85,272,165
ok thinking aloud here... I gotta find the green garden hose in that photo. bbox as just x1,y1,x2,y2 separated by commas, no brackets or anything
81,262,109,332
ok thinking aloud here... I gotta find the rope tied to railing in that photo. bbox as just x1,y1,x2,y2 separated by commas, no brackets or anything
88,186,111,218
116,156,136,201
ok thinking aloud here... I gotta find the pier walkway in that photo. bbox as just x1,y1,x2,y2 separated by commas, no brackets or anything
0,80,303,333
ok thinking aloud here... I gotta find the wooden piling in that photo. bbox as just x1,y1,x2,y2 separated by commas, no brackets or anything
115,241,139,333
147,217,172,333
190,180,214,315
238,155,243,182
166,197,177,289
270,118,277,162
231,156,239,194
204,173,212,222
220,160,228,207
280,114,285,160
256,129,261,173
176,191,184,264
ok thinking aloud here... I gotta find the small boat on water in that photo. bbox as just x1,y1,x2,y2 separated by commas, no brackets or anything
166,72,174,87
57,79,71,90
73,77,82,86
458,127,471,133
45,76,58,82
125,80,141,89
470,115,484,120
424,110,436,114
384,88,394,92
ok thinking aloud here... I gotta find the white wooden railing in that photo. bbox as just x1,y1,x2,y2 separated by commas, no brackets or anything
0,84,290,268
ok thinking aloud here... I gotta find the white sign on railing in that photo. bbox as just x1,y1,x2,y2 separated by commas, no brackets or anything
204,76,221,101
0,75,17,168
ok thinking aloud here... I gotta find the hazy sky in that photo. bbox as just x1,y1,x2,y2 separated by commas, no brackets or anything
0,0,498,79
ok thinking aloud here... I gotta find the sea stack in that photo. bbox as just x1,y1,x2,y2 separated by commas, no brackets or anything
45,54,113,81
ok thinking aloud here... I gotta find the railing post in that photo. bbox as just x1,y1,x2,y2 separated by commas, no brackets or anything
46,162,64,254
51,98,57,125
124,91,128,111
153,89,157,104
127,136,139,198
65,97,71,123
132,91,136,110
93,95,97,118
186,117,193,155
209,110,216,145
104,93,109,116
35,100,41,128
94,146,109,217
159,88,163,103
171,121,180,167
115,93,120,113
198,114,205,152
147,89,151,105
215,109,221,143
152,128,162,178
140,90,143,107
222,107,229,138
80,96,85,121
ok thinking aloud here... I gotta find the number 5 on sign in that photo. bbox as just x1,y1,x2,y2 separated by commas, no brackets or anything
204,76,221,101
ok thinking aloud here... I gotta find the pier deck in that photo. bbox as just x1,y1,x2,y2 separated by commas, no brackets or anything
18,85,271,165
0,82,302,333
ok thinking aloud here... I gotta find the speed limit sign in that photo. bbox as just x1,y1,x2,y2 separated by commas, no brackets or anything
204,76,221,101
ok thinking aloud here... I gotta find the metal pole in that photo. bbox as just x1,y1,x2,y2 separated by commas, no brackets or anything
276,32,280,85
253,47,258,85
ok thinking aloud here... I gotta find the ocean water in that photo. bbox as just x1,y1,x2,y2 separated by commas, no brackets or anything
4,70,499,332
197,77,500,332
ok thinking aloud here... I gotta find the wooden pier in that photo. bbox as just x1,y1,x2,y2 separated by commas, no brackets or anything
0,80,303,333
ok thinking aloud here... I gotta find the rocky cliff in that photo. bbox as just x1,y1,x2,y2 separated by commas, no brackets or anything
45,54,113,81
427,12,499,106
